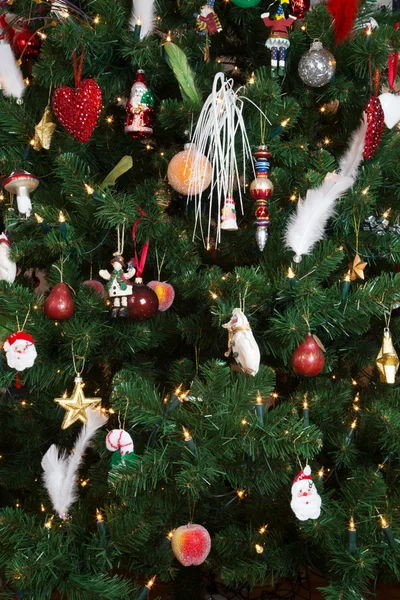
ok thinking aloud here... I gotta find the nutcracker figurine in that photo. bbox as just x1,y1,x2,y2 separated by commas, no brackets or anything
261,0,296,77
99,255,136,318
194,0,222,36
125,70,154,138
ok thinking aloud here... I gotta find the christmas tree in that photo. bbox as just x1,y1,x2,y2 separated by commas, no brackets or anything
0,0,400,598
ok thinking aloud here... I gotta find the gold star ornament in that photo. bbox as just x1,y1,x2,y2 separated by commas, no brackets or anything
55,377,102,429
32,107,56,151
376,329,400,384
347,253,367,281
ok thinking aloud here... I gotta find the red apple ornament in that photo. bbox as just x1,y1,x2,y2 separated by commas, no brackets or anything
44,282,75,320
147,281,175,312
291,334,325,376
171,524,211,567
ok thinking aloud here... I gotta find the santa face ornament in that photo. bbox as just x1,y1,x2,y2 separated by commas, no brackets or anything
290,465,321,521
4,331,37,372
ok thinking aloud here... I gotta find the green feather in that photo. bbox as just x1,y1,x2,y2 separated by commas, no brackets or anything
164,42,202,107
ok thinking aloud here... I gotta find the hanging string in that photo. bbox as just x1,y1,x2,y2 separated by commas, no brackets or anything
71,339,89,376
131,208,150,277
155,247,166,282
116,223,126,256
73,48,85,89
188,494,196,524
195,344,201,375
384,304,393,331
303,310,311,333
353,215,361,253
16,306,31,332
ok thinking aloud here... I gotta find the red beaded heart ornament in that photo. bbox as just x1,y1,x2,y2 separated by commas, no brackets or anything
52,50,102,143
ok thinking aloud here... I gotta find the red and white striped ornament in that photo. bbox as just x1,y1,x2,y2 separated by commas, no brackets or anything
106,429,134,456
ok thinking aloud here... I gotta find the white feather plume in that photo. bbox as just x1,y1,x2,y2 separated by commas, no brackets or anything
41,409,107,519
0,41,25,100
338,114,367,178
129,0,156,39
285,117,367,260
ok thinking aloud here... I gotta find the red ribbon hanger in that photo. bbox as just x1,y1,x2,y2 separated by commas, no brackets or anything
388,23,399,92
131,207,150,277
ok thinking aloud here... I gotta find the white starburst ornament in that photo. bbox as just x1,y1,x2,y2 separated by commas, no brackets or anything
189,72,254,246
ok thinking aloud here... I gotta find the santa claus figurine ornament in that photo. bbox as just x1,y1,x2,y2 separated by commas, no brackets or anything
125,70,154,138
290,465,321,521
4,331,37,372
99,254,136,318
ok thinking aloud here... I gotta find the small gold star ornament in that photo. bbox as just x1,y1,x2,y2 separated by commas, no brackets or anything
347,253,367,281
33,107,56,151
55,376,101,429
376,329,399,384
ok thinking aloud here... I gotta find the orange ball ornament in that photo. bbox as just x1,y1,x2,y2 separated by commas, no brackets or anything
167,143,212,196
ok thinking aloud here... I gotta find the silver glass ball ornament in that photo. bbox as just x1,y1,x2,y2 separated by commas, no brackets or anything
298,40,336,88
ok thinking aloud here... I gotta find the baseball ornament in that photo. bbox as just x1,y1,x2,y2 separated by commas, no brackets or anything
290,465,321,521
0,232,16,283
171,524,211,566
52,50,102,143
167,144,212,196
106,429,134,456
4,331,37,372
222,308,260,376
291,334,325,376
147,281,175,311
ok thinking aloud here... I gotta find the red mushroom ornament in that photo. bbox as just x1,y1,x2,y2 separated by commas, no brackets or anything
3,170,39,218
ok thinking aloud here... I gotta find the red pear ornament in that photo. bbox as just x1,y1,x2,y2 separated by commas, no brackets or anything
44,282,75,320
291,334,325,376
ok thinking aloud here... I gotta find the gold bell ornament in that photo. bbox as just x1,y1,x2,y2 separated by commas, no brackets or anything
376,328,399,384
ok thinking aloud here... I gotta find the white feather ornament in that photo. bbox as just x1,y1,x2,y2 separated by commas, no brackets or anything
189,72,254,247
41,409,107,519
285,116,367,262
129,0,156,39
0,39,25,101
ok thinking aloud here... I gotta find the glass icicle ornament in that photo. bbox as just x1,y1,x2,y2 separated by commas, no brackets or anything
376,328,399,384
298,40,336,88
188,72,254,247
250,145,273,251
